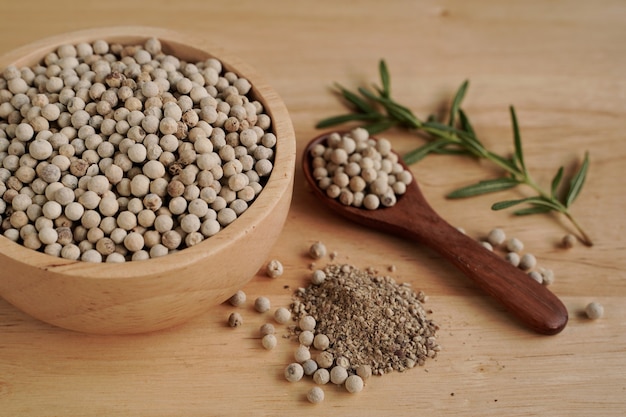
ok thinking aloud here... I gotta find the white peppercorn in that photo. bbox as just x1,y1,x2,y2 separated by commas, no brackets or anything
335,356,350,369
284,363,304,383
345,375,364,393
106,252,126,263
259,323,275,336
505,252,520,267
562,233,576,249
274,307,291,324
81,249,102,263
585,301,604,319
313,368,330,385
480,241,493,251
266,259,284,278
217,207,236,226
161,230,182,249
356,364,372,380
299,315,316,332
311,269,326,285
316,351,334,369
540,268,555,286
313,333,330,351
254,296,270,313
528,271,543,284
228,312,243,328
330,366,348,385
506,237,524,253
42,200,62,219
306,387,325,404
302,359,318,376
294,345,311,363
487,227,506,246
261,334,277,350
149,244,169,258
298,330,314,347
309,241,326,260
519,253,537,271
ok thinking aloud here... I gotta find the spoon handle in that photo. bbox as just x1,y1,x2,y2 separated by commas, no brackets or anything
403,212,568,335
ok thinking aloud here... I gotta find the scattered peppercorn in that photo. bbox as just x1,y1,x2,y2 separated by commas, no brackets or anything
540,268,555,286
355,364,372,380
519,253,537,271
259,323,275,336
298,315,316,332
562,233,577,249
266,259,284,278
284,363,304,382
506,237,524,253
313,333,330,351
313,368,330,385
306,386,325,404
528,271,543,284
330,366,349,385
254,296,271,313
302,359,318,376
227,312,243,327
298,330,314,347
294,345,311,363
585,302,604,319
344,375,364,393
308,241,327,259
487,228,506,247
274,307,291,324
311,269,326,285
261,334,277,350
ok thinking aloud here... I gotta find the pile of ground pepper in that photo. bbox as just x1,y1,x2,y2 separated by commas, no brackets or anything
290,263,440,376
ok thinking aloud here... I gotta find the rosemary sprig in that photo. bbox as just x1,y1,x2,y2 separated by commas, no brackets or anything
316,60,593,246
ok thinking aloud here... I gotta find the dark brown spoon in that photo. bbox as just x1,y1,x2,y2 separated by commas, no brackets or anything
303,133,568,335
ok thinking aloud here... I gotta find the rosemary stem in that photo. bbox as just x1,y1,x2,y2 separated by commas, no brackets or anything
564,212,594,247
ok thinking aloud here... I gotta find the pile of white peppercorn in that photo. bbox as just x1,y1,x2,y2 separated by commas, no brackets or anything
309,128,413,209
225,241,438,404
0,38,275,262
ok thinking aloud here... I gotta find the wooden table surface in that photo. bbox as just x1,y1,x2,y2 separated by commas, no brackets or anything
1,1,625,416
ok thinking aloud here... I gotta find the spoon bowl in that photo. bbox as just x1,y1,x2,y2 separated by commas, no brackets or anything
303,132,568,335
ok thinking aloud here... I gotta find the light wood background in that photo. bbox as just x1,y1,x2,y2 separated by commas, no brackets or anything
1,1,625,416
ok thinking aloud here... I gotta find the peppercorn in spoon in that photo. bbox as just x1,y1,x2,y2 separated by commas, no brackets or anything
303,131,568,335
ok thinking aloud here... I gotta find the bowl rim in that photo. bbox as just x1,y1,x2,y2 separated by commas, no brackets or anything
0,26,296,280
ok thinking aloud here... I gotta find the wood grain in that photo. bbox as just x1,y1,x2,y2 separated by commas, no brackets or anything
1,1,625,416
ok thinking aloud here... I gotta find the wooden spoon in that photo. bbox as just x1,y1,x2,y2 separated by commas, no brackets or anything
303,133,568,335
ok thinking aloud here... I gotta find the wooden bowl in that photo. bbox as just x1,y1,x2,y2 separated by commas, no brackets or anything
0,27,296,334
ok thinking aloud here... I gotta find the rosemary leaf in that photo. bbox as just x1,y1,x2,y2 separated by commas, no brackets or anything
551,166,564,199
510,106,526,173
513,205,554,216
316,113,381,129
432,147,473,156
491,198,534,211
449,80,469,127
379,59,391,98
403,138,450,165
447,178,519,199
335,83,376,114
365,120,396,135
458,109,475,136
493,196,562,212
565,151,590,207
